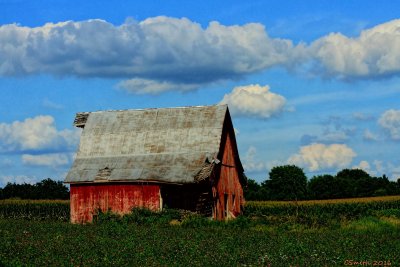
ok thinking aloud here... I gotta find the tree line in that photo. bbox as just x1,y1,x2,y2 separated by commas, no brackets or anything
245,165,400,201
1,167,399,201
0,178,69,200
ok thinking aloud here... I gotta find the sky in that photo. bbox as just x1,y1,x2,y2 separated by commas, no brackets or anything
1,0,400,186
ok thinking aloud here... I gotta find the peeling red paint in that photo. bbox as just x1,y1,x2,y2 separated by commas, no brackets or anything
214,130,244,220
70,183,160,223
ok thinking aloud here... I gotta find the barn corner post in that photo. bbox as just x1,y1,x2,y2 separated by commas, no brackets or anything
64,105,246,223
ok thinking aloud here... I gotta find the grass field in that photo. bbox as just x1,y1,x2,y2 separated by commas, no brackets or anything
0,196,399,266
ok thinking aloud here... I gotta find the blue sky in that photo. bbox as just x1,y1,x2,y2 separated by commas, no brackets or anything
1,0,400,186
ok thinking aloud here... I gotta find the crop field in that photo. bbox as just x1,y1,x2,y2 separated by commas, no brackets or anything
244,195,400,228
0,196,399,266
0,199,69,221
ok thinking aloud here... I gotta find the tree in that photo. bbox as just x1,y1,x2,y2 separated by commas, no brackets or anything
264,165,307,201
0,178,69,200
336,169,373,198
244,179,261,200
36,178,69,199
308,175,335,199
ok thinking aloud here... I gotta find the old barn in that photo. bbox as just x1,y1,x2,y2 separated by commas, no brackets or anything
65,105,246,223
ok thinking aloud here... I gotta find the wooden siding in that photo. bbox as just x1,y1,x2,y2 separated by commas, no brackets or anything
70,183,160,223
214,130,244,220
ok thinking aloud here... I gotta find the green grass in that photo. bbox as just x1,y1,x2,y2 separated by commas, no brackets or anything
0,216,399,266
1,197,400,266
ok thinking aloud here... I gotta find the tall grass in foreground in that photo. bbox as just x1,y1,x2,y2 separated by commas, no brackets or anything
0,196,399,266
0,217,399,266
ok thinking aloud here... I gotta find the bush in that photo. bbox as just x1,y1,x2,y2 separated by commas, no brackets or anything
94,208,195,226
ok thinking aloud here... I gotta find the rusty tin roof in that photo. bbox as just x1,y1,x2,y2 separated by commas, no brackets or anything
65,105,233,184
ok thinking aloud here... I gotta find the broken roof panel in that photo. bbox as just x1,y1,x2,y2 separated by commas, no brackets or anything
65,105,229,184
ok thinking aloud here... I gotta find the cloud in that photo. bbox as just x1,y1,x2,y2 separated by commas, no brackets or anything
353,160,371,170
387,163,400,180
309,19,400,80
242,146,268,173
42,98,64,109
301,132,348,145
22,153,71,167
0,17,300,92
0,175,36,186
373,160,385,174
352,112,374,121
288,143,356,172
352,160,400,180
2,17,400,93
300,115,356,145
0,115,81,153
220,84,286,118
352,160,376,176
363,129,379,141
117,78,200,94
373,160,400,180
378,109,400,140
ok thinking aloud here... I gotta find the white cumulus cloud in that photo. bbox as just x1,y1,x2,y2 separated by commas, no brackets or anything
220,84,286,118
2,17,400,93
378,109,400,140
309,19,400,79
0,17,300,92
288,143,356,172
0,115,81,153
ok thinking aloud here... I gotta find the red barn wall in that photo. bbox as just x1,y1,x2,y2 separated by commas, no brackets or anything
214,131,244,220
70,183,160,223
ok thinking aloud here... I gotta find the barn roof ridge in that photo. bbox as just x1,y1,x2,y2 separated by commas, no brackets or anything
75,150,217,159
77,104,227,114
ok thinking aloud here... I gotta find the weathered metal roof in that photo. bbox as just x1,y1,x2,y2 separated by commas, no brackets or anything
65,105,229,184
